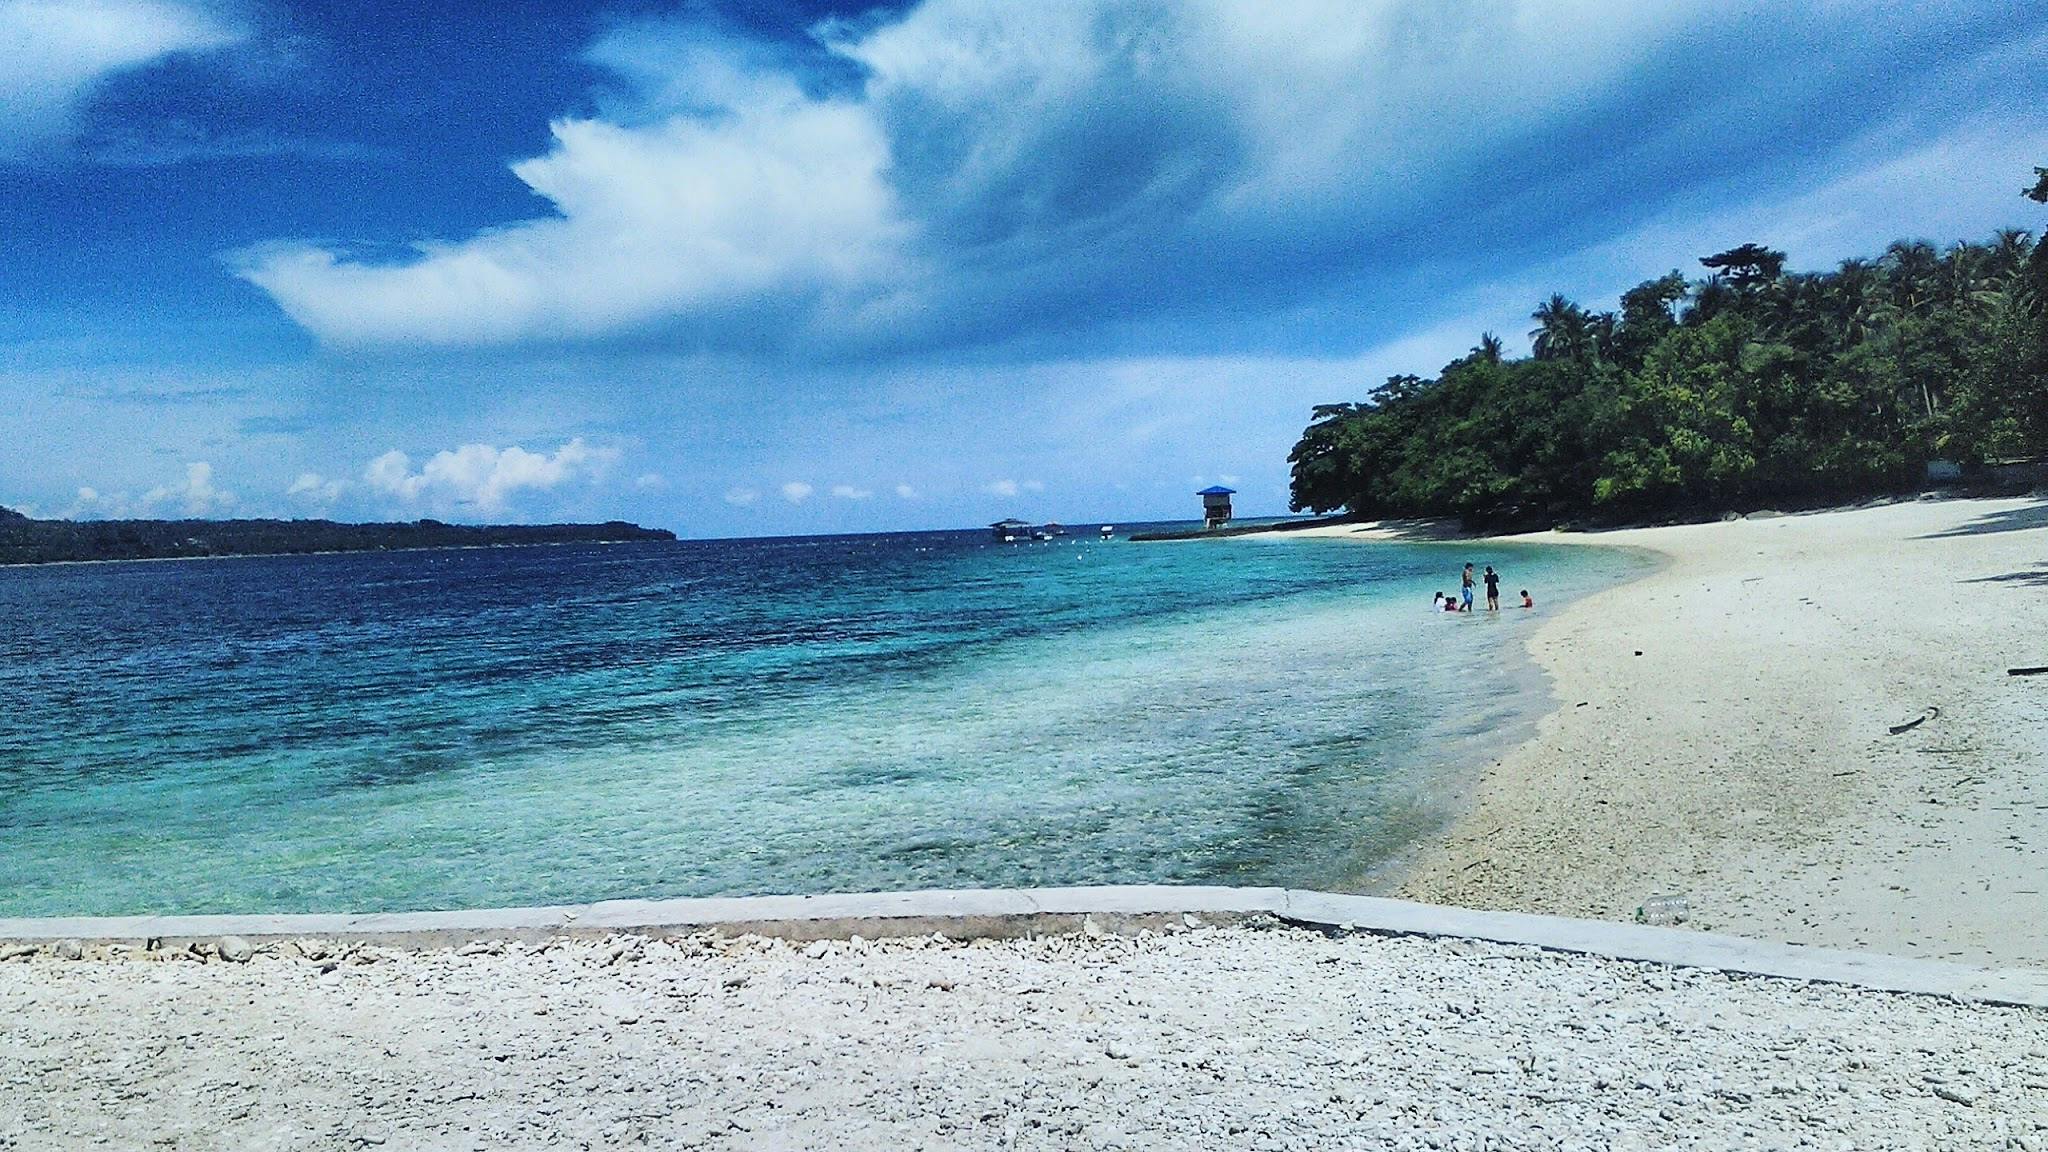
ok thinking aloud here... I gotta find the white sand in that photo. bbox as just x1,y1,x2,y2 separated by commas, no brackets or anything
1299,497,2048,968
5,926,2046,1150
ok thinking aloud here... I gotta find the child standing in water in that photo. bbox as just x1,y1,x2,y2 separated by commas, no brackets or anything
1460,563,1475,611
1483,565,1501,611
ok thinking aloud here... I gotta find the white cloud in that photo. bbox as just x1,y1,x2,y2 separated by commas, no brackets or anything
634,471,668,490
830,483,872,499
140,460,233,516
362,437,620,513
0,0,243,156
285,471,343,506
780,481,813,503
837,0,1712,213
893,483,917,499
363,449,423,500
235,2,1741,350
238,43,903,347
723,485,760,506
64,484,119,518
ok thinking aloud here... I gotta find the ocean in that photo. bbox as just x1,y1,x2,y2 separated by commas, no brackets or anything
0,525,1651,917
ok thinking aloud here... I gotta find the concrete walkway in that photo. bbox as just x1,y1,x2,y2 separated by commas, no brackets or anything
4,885,2044,1007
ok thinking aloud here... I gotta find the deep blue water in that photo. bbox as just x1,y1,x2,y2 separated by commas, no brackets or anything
0,526,1649,916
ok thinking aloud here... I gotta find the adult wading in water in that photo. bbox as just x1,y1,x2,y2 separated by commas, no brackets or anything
1460,563,1475,611
1484,565,1501,611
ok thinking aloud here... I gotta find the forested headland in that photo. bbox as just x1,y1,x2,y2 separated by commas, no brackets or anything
0,509,674,566
1288,170,2048,527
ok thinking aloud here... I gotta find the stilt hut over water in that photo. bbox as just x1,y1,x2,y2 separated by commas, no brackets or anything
1197,486,1236,530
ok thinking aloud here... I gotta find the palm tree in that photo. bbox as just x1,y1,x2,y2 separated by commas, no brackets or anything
1530,295,1593,362
1471,332,1504,363
1875,242,1945,419
1590,311,1617,360
1759,272,1824,338
1882,240,1941,316
1830,258,1878,343
1934,242,1988,307
1685,277,1736,327
1985,229,2034,285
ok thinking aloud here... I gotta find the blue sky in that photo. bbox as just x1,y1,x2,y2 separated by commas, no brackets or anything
3,0,2046,536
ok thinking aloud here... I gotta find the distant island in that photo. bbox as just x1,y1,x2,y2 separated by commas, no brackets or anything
0,507,675,565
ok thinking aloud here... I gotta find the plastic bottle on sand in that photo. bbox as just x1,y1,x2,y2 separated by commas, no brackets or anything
1636,894,1688,926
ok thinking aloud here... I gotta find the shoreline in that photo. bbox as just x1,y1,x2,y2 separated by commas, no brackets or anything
1339,540,1670,899
1284,496,2048,968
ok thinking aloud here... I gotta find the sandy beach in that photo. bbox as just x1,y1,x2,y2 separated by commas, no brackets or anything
6,925,2045,1150
1300,496,2048,968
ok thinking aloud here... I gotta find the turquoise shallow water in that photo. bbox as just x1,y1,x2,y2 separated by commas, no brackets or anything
0,527,1650,916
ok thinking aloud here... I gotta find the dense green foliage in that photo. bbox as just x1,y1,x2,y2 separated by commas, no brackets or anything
0,513,674,565
1291,193,2048,525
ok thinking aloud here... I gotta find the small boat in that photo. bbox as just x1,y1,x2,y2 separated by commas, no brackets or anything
1099,525,1115,539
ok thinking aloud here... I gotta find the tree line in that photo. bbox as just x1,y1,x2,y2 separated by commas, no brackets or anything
1288,169,2048,526
0,508,674,566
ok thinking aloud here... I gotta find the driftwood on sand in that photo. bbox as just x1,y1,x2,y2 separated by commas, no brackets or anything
1886,706,1939,736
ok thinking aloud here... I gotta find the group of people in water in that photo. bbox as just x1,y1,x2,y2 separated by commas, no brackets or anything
1433,562,1532,613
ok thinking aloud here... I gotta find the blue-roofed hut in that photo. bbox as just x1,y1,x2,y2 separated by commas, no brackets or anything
1197,485,1236,530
